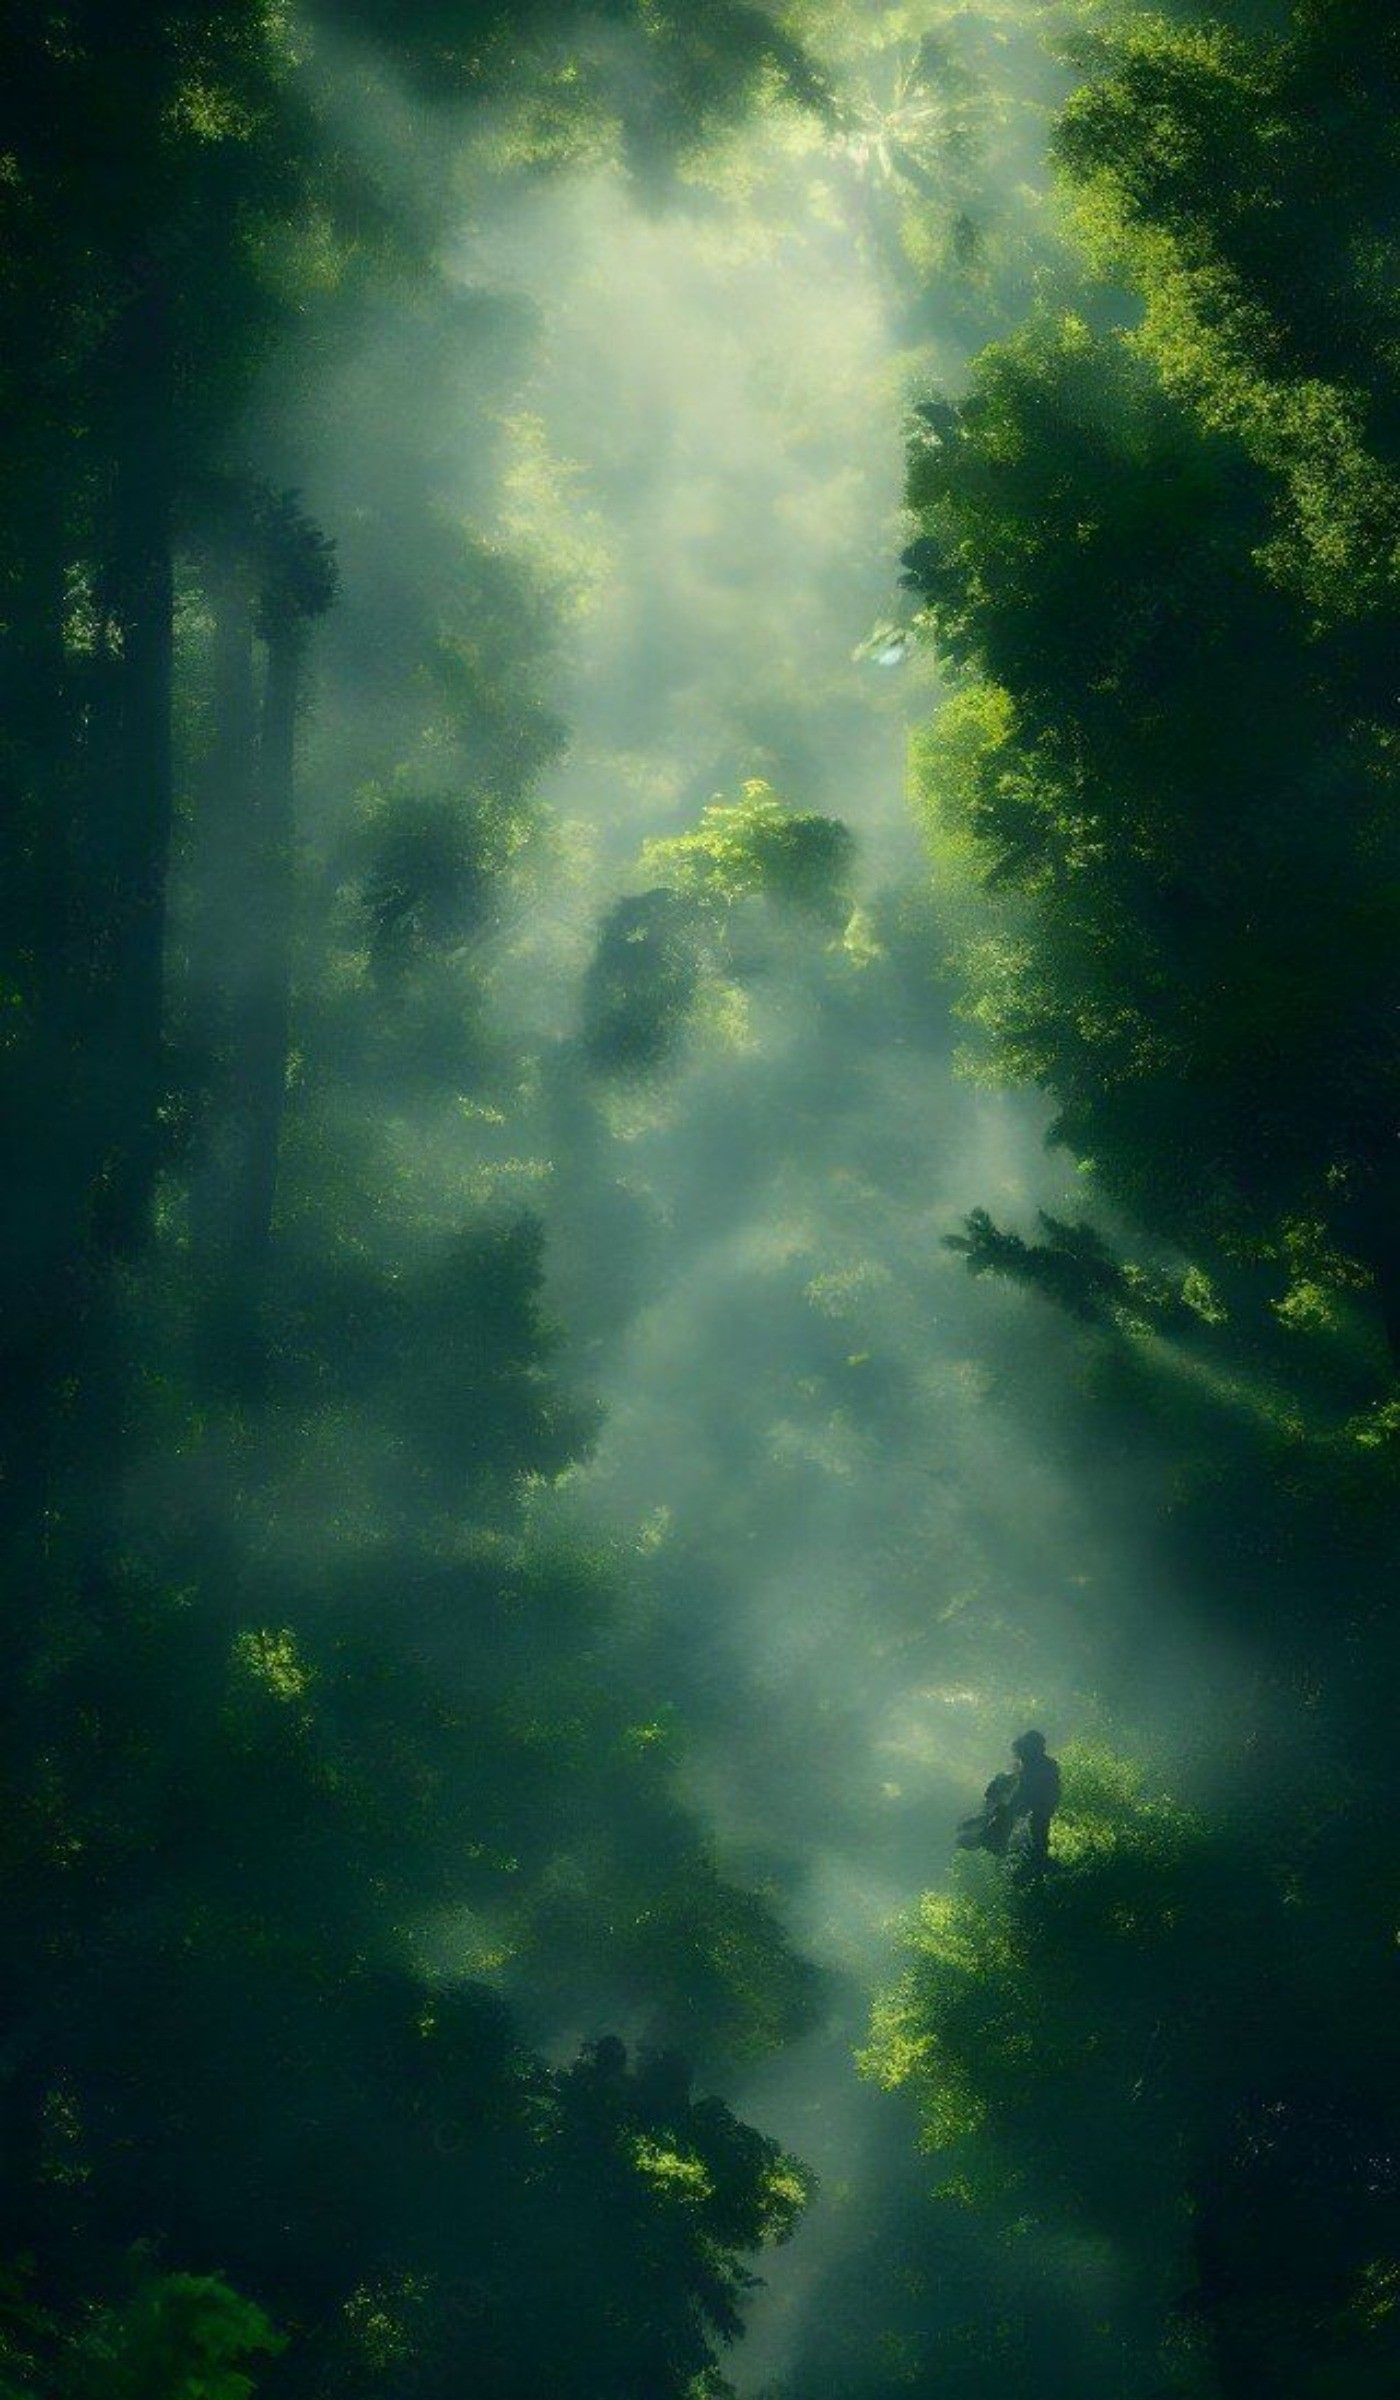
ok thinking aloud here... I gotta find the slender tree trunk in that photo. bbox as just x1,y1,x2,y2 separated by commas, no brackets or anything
188,545,259,1264
1372,1245,1400,1369
234,619,302,1267
0,467,83,1626
198,492,332,1294
1364,1157,1400,1369
90,268,176,1258
1341,1140,1400,1369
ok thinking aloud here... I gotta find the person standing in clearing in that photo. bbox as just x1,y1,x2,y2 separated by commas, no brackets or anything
1010,1728,1061,1873
956,1728,1062,1871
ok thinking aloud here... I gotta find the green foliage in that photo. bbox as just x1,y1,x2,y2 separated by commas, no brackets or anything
358,788,517,974
0,2268,280,2400
867,1747,1220,2176
26,0,1400,2393
316,0,826,183
72,2275,282,2400
641,780,855,928
583,782,856,1079
866,1747,1400,2394
582,889,706,1079
906,295,1400,1358
1057,6,1400,621
0,10,820,2397
887,8,1400,2392
946,1205,1219,1330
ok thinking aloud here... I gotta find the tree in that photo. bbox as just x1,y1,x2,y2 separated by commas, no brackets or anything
0,2266,281,2400
887,8,1400,2392
865,1747,1400,2397
906,301,1400,1363
1,15,827,2394
581,782,855,1078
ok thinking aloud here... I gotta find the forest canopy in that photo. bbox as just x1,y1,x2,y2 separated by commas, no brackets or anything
4,2,1400,2397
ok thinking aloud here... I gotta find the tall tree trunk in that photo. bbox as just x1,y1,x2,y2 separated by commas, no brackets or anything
90,267,176,1258
202,493,333,1295
0,460,84,1631
235,618,302,1268
188,540,259,1265
1340,1138,1400,1369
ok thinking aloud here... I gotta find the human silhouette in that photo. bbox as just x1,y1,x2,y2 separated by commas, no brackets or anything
1010,1728,1061,1872
957,1729,1061,1872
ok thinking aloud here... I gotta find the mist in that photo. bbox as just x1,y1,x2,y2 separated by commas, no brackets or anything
430,87,1252,2387
269,30,1249,2385
8,3,1392,2395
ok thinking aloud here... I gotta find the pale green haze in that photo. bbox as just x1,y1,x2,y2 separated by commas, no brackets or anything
6,4,1396,2396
